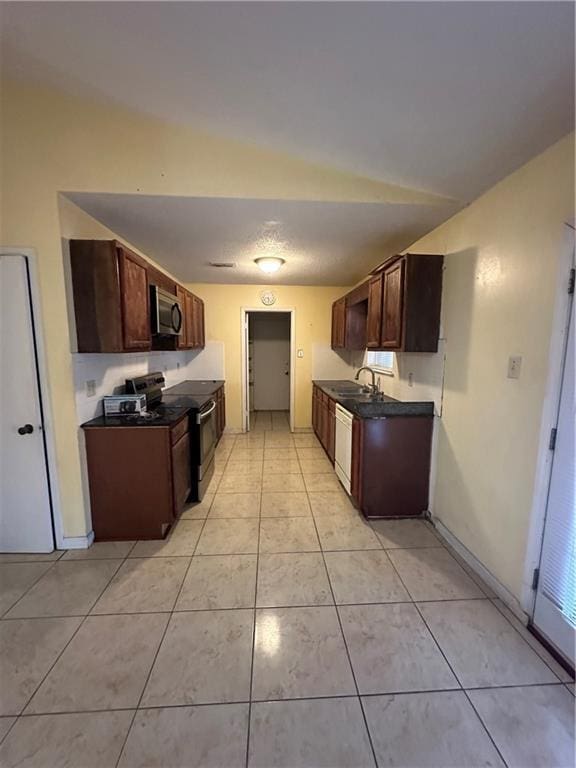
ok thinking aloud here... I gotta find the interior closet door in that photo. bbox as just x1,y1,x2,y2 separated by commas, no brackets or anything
532,285,575,664
0,254,54,552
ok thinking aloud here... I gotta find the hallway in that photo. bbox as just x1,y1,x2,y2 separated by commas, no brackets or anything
0,427,573,767
250,410,290,432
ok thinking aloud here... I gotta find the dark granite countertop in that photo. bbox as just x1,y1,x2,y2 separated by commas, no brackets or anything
163,380,224,396
82,404,190,429
313,380,434,418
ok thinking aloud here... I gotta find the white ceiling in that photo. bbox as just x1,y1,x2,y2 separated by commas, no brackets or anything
3,2,574,285
2,2,574,202
66,193,459,285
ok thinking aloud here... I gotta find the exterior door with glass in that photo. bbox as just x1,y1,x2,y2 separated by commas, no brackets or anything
532,280,575,664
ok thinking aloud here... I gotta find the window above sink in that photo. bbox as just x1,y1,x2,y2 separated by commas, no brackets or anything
366,350,394,375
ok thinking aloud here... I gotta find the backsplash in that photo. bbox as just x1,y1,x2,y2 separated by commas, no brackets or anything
311,343,359,381
354,341,446,416
74,341,225,424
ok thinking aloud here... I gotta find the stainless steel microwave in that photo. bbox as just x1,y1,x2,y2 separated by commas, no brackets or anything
150,285,183,336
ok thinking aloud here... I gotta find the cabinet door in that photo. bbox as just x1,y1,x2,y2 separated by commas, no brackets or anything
331,298,346,349
172,431,191,516
176,285,188,349
351,417,363,507
118,247,151,350
192,295,205,348
184,291,195,349
327,399,336,462
366,275,383,348
312,387,318,434
381,259,405,349
319,398,326,449
321,399,330,452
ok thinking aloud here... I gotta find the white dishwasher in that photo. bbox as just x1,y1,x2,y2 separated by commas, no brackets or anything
334,404,354,494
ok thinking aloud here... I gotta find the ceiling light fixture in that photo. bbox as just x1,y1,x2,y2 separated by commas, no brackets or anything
254,256,285,274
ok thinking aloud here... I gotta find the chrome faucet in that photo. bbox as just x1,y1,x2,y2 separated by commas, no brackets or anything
354,366,379,395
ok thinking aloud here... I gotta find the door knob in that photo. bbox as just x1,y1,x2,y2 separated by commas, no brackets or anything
17,424,34,435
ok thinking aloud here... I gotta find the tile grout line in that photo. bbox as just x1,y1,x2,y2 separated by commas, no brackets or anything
402,576,510,768
0,557,64,618
304,478,380,768
382,553,510,765
113,433,240,768
5,428,567,762
488,598,570,683
11,679,572,720
244,482,262,768
0,596,519,622
13,546,135,724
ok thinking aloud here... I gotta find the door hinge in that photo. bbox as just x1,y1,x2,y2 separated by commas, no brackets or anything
549,427,557,451
568,268,575,295
532,567,540,591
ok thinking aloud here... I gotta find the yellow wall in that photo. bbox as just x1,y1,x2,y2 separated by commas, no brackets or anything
186,284,349,430
2,80,386,538
406,134,574,603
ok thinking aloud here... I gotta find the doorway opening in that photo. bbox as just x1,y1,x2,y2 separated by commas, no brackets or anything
241,309,294,433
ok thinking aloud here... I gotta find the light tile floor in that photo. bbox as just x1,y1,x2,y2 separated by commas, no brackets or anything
0,427,574,767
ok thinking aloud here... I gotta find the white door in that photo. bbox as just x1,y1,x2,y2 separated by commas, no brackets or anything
532,283,575,664
252,313,290,411
0,254,54,552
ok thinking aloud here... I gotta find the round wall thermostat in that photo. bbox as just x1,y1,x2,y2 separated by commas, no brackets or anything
260,290,276,306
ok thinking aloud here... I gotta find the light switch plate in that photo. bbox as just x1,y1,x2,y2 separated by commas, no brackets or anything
86,379,96,397
297,349,304,358
507,356,522,379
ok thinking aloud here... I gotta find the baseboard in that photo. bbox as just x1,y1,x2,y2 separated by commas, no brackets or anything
59,530,95,550
432,518,527,622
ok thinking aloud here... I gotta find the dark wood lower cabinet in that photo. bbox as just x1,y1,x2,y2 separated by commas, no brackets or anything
352,415,433,518
171,431,192,513
83,416,191,540
311,385,335,463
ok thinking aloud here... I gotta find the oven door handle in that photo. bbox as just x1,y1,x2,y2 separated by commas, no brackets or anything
196,400,217,424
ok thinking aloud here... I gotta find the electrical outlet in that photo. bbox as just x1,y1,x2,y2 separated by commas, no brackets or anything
507,356,522,379
408,372,414,387
86,379,96,397
297,349,304,358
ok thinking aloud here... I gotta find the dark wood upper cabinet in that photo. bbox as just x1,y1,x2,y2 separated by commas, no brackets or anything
70,239,205,353
331,282,368,351
192,295,205,348
118,246,151,351
359,253,443,353
366,274,383,348
70,239,152,353
331,298,346,348
178,290,205,350
380,258,405,349
184,291,195,348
